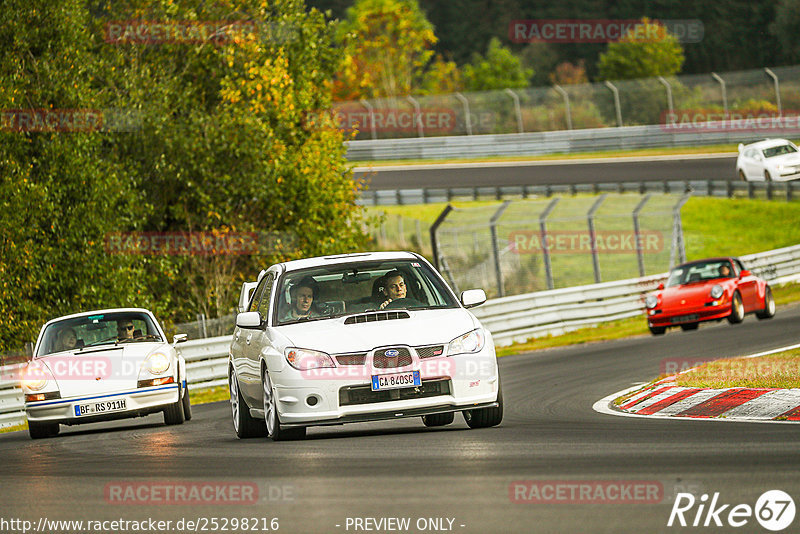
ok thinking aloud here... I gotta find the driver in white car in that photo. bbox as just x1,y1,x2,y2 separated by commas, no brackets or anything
377,270,407,309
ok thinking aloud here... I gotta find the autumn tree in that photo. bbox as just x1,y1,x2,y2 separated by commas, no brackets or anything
597,18,685,81
462,38,533,91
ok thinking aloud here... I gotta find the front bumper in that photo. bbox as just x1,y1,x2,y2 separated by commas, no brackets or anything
647,302,732,327
25,384,179,425
269,344,500,427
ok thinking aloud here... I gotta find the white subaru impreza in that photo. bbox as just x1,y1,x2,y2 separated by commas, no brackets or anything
228,252,502,441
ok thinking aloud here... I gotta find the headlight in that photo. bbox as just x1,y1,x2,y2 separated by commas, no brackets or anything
710,285,724,299
144,353,171,375
285,348,335,370
645,295,658,309
21,362,50,391
448,329,485,356
22,376,48,391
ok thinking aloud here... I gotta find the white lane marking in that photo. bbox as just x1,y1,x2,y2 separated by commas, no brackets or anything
353,152,736,172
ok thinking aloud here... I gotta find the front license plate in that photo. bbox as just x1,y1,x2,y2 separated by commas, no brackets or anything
670,314,699,324
371,371,421,391
74,398,127,417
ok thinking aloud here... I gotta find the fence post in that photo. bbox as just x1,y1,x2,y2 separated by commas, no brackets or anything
490,200,512,297
633,194,651,277
669,193,691,267
430,204,454,270
764,68,782,116
604,81,623,127
406,95,424,137
587,194,607,283
553,84,573,130
711,72,728,115
455,92,472,135
359,98,377,140
504,88,524,133
540,198,560,290
657,76,674,119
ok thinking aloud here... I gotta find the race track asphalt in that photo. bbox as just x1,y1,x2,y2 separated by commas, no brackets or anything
355,154,736,190
2,304,799,533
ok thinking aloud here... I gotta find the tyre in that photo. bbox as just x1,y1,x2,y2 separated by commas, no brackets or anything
649,325,667,336
727,291,745,324
182,381,192,421
463,383,503,429
756,286,776,320
263,369,306,441
738,169,747,182
680,322,699,331
422,412,455,427
163,380,185,426
230,368,265,438
28,421,59,439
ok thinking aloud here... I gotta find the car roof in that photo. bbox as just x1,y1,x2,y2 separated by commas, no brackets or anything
674,257,737,269
41,308,158,328
741,138,794,150
278,251,421,272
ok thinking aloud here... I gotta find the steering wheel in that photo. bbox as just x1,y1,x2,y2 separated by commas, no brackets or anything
383,297,423,310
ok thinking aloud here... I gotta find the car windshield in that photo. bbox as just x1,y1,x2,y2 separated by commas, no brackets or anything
666,260,734,288
35,312,163,357
274,260,459,325
763,144,797,158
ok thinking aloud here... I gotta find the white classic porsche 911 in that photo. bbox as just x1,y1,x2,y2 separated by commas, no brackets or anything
228,251,503,441
22,308,191,439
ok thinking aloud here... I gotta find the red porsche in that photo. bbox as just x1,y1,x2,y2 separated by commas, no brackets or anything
645,257,775,335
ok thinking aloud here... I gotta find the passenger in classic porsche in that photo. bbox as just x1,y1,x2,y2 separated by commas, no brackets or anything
282,276,319,321
55,327,78,352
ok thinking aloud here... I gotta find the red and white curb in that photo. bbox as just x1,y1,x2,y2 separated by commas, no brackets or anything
593,343,800,424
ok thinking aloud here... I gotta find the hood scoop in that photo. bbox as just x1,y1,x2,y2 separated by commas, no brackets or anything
344,311,410,325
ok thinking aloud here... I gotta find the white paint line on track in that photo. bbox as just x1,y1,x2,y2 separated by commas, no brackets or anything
352,152,736,172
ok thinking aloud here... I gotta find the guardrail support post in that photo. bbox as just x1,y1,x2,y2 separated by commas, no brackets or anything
540,198,560,290
587,194,608,283
553,84,573,130
604,81,623,127
490,201,512,297
633,194,651,278
711,72,728,115
359,98,377,140
406,95,424,137
430,204,454,270
669,193,691,267
504,89,524,133
455,92,472,135
765,68,782,116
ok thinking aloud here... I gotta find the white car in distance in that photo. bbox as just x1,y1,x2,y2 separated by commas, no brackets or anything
228,252,503,441
22,308,191,439
736,138,800,182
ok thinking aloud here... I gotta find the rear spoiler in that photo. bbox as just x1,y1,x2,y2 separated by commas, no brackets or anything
238,281,259,313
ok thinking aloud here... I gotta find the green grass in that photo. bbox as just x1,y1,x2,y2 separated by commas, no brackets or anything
675,350,800,389
349,143,745,167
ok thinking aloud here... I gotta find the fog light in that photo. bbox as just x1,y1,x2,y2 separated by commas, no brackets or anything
306,395,319,407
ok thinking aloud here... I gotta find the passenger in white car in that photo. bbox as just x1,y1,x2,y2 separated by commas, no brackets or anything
282,276,319,321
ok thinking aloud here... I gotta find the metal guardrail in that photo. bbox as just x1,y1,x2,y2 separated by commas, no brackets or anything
360,180,800,206
347,122,800,161
2,243,799,428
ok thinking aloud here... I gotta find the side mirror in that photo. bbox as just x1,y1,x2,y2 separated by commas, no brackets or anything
739,270,751,278
173,333,188,345
657,283,665,290
236,311,262,329
460,289,487,308
238,281,258,313
737,143,744,152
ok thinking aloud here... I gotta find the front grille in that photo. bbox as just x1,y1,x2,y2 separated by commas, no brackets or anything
335,353,367,366
344,311,410,325
415,345,444,358
339,379,451,406
373,347,412,368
